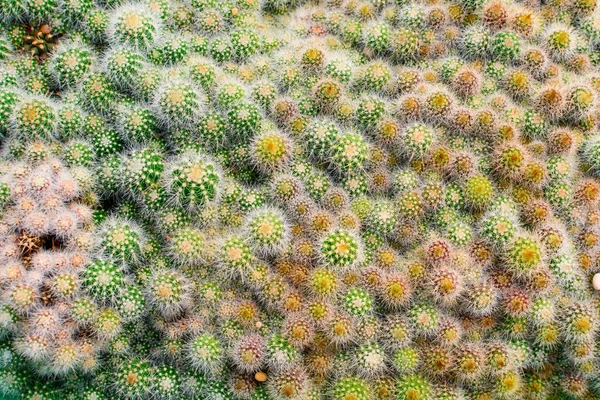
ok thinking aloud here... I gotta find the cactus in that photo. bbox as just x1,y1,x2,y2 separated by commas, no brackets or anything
0,0,600,398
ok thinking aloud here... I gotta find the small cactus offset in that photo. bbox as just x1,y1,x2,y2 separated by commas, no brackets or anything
2,0,600,398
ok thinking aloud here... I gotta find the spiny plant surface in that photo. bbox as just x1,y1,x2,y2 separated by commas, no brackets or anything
2,0,600,398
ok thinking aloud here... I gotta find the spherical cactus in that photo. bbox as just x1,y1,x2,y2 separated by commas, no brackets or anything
168,227,205,265
161,37,189,65
239,188,266,211
396,374,432,400
164,152,220,210
245,207,289,254
231,28,260,59
155,81,205,128
93,307,121,338
91,128,122,158
480,213,516,247
380,272,412,308
111,5,159,49
228,101,262,138
356,97,385,127
325,59,353,83
331,132,368,173
149,365,181,398
492,31,521,60
266,366,310,399
425,91,453,120
446,221,472,246
332,375,371,400
408,302,440,334
188,333,224,374
121,147,164,194
392,345,420,373
266,333,298,368
147,269,190,317
561,303,596,342
544,25,578,61
353,341,386,376
82,259,124,301
232,334,266,372
461,25,491,59
568,85,595,115
116,284,145,320
81,73,116,112
13,97,56,139
320,229,361,269
343,287,373,316
51,47,93,88
250,131,293,172
367,200,397,235
219,235,253,276
216,82,245,109
402,123,434,158
64,141,94,167
303,120,340,159
106,48,144,87
114,358,153,398
464,174,494,209
100,217,144,263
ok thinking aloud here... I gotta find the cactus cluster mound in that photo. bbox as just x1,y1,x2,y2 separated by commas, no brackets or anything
3,0,600,398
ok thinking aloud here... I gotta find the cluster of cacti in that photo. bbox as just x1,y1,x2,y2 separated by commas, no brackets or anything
2,0,600,398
